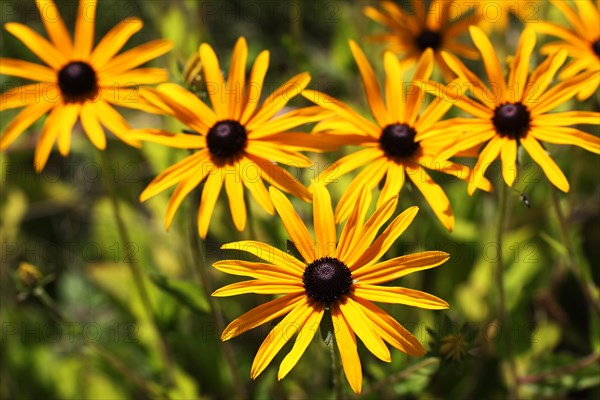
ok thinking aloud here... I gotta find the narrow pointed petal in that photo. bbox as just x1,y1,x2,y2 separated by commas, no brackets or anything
312,183,336,258
73,0,97,59
221,240,306,274
354,251,449,285
520,135,570,192
354,285,449,309
330,303,362,394
198,169,224,238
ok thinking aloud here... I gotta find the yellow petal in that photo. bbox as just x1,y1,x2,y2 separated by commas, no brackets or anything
4,23,67,69
220,240,306,274
469,26,507,101
249,155,311,202
155,83,216,132
352,297,425,356
56,102,81,156
240,50,270,125
353,285,449,309
0,58,56,82
349,206,419,269
128,129,206,149
164,169,208,230
0,101,53,150
212,280,302,296
278,303,325,380
349,40,390,127
213,259,302,280
269,186,315,263
508,28,536,103
35,0,73,55
467,136,503,195
339,297,391,362
530,126,600,155
246,141,313,167
221,293,304,341
239,157,275,214
312,182,336,258
94,100,139,147
406,164,454,232
331,303,362,394
73,0,97,60
225,167,247,232
384,51,403,121
251,299,313,379
102,39,174,73
227,37,248,120
500,138,518,187
354,251,449,284
90,18,143,68
198,169,224,238
520,135,570,192
34,104,64,171
377,162,405,208
336,186,371,261
315,147,382,186
80,102,106,149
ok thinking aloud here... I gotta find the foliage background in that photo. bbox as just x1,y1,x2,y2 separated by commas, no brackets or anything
1,0,599,399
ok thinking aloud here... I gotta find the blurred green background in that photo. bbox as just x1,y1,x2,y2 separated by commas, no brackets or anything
1,1,599,399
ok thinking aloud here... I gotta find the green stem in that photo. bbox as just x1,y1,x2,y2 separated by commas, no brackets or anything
96,150,173,385
188,188,248,400
549,185,600,315
330,334,344,400
33,287,167,399
495,182,519,399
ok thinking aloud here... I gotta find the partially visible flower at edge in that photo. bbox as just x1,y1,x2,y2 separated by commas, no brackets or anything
531,0,600,100
0,0,173,171
418,26,600,194
213,183,449,394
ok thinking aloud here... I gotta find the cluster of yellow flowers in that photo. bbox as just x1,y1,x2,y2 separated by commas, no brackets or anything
1,0,599,394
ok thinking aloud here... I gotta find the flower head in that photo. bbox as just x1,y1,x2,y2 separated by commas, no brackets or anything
302,41,490,231
532,0,600,100
133,37,335,238
214,184,449,394
420,26,600,193
0,0,173,171
364,0,479,79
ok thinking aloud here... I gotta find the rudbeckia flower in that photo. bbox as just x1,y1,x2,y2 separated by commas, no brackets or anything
363,0,479,79
419,26,600,194
214,184,449,394
132,37,338,238
302,41,490,231
465,0,540,33
0,0,173,171
532,0,600,100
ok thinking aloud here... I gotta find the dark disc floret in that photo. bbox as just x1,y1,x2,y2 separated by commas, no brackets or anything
415,29,442,51
492,102,531,139
58,61,98,102
206,120,248,160
303,256,353,304
379,123,420,159
592,38,600,57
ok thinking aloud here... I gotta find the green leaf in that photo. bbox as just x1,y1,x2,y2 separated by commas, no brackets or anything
149,273,210,314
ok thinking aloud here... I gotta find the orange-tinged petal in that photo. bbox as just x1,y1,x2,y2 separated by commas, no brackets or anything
384,51,403,122
339,297,391,362
530,126,600,154
128,129,206,149
198,169,224,238
354,251,449,284
406,164,454,231
34,104,64,171
94,100,139,148
249,154,311,202
269,186,315,263
35,0,73,55
164,167,210,230
56,102,81,156
520,135,570,192
330,303,362,394
212,280,302,296
352,297,425,356
155,83,216,132
316,147,382,186
278,303,325,380
80,102,106,149
349,40,390,127
353,285,449,309
405,49,434,126
239,157,275,214
227,37,248,120
500,137,518,187
90,18,143,68
240,50,269,125
469,26,507,101
468,136,503,195
246,141,312,167
221,240,306,274
199,43,228,119
213,259,302,280
0,101,53,150
336,187,372,261
349,206,419,269
220,292,304,341
508,28,536,103
0,58,56,82
73,0,97,60
225,167,247,231
250,298,314,379
312,183,336,258
377,162,405,208
102,39,173,73
4,23,67,69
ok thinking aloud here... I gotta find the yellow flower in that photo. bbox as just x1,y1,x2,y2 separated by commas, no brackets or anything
363,0,479,79
532,0,600,100
214,184,449,394
132,37,336,239
420,26,600,194
0,0,173,171
465,0,540,33
302,41,490,231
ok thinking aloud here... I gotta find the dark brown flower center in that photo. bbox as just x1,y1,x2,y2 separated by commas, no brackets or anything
492,102,531,139
380,123,420,159
206,120,248,159
58,61,98,102
592,38,600,57
415,29,442,51
303,257,352,304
